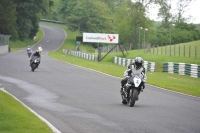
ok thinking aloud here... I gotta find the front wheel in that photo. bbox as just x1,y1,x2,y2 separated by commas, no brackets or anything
129,89,138,107
31,63,37,72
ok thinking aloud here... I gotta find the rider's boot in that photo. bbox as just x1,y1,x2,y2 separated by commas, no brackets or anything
120,87,123,95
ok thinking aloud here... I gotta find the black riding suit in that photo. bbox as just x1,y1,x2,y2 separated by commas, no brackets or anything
30,52,41,65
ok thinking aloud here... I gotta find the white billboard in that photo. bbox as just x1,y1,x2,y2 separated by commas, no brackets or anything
83,33,119,43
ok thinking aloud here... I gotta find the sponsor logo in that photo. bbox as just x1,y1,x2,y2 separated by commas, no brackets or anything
108,35,116,42
85,35,116,42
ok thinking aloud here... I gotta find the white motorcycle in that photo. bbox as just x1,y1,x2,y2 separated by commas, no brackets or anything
121,72,144,107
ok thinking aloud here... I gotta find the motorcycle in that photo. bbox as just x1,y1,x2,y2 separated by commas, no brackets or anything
30,56,40,72
27,52,32,58
121,72,144,107
27,48,32,58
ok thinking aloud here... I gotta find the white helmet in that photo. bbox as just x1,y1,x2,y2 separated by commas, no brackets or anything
38,46,43,54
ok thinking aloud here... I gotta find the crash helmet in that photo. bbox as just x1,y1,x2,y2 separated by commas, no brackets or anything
134,57,143,70
38,46,43,54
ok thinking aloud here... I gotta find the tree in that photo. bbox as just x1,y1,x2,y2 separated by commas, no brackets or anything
14,0,48,40
156,0,194,25
66,0,113,33
101,0,120,12
175,0,194,23
114,0,153,49
156,0,171,28
59,0,77,22
0,0,16,35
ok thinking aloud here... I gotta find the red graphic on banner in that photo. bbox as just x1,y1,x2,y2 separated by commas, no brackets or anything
108,35,116,42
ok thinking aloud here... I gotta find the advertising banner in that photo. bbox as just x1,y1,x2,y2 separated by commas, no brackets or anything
83,33,119,43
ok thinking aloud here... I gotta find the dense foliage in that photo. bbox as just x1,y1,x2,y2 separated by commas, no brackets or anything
57,0,200,49
0,0,199,46
0,0,50,40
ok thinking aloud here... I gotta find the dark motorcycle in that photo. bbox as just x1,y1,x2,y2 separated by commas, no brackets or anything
30,56,40,72
121,72,144,107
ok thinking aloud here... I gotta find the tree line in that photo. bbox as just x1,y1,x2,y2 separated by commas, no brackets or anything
0,0,53,41
0,0,200,48
56,0,200,49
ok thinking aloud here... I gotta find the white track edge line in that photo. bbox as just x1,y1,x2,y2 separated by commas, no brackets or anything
0,87,61,133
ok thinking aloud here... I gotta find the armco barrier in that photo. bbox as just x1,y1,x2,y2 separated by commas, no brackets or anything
63,49,96,61
163,62,200,78
114,56,156,72
0,45,9,55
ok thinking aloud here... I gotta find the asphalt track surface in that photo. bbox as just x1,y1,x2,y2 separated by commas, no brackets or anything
0,24,200,133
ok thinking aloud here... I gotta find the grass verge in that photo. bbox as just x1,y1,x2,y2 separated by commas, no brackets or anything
0,90,53,133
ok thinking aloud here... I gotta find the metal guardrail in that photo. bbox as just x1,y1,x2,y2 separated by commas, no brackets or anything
0,34,11,55
114,56,156,72
163,62,200,78
0,34,11,46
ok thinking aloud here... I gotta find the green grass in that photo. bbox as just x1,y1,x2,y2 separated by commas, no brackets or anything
99,49,200,72
0,91,53,133
45,22,200,97
150,41,200,58
9,28,43,52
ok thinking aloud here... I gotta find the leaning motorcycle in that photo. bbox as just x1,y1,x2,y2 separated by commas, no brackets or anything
121,72,144,107
30,56,40,72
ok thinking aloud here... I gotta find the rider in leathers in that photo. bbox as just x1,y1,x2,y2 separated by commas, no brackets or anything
27,46,32,58
30,46,43,66
120,57,147,100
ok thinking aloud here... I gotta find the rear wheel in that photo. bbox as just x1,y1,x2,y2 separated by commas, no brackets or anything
129,89,138,107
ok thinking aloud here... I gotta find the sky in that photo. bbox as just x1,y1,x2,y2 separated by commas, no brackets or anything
147,0,200,24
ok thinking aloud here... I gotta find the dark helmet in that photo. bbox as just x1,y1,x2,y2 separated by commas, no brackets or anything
134,57,143,70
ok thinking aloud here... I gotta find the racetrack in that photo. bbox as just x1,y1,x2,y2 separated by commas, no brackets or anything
0,24,200,133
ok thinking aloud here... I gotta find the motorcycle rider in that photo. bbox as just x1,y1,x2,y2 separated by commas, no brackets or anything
30,46,42,66
120,57,147,100
38,45,43,54
27,46,32,58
